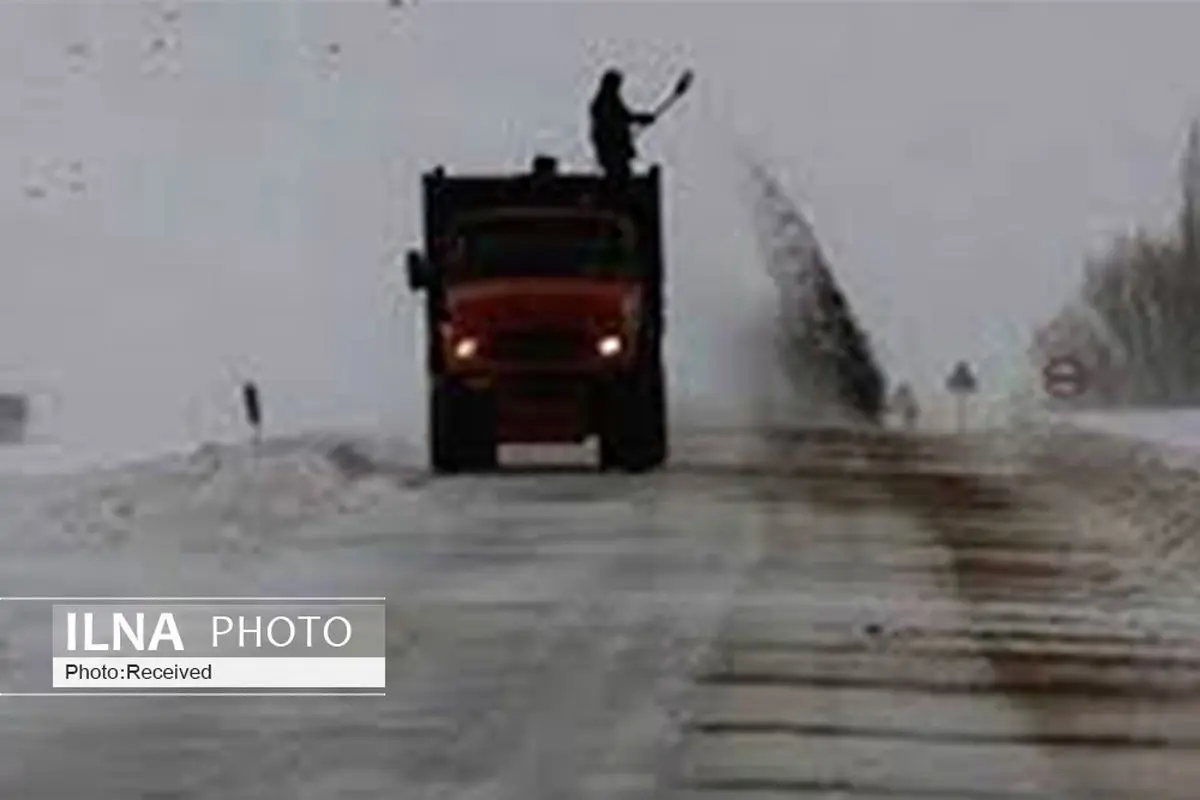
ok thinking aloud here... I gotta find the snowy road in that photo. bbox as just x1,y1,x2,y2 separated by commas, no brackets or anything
1,428,1199,798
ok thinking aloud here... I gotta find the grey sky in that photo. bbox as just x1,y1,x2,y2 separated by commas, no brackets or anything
3,2,1200,459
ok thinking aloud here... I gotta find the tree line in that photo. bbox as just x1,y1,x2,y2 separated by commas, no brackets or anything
1032,120,1200,408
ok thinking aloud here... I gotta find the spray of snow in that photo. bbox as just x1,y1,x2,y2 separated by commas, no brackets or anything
738,156,888,428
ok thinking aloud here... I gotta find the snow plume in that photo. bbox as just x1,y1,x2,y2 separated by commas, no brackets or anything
741,158,887,427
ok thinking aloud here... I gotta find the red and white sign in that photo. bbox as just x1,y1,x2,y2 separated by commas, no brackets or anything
1042,356,1087,399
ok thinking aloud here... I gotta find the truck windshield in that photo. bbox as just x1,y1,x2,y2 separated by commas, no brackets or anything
447,214,636,281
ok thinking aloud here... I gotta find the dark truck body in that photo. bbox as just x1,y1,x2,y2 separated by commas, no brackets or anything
406,157,668,473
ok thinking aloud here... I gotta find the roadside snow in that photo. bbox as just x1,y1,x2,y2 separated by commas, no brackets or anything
965,411,1200,603
0,431,769,800
1065,409,1200,452
0,434,424,561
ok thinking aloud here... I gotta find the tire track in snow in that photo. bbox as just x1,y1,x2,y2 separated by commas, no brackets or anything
876,432,1200,798
666,429,1200,799
666,430,1060,797
351,436,772,800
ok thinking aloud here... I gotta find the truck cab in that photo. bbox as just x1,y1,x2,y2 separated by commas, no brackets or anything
407,156,668,473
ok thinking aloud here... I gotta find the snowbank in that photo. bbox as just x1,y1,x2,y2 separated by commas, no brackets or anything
0,434,422,556
1064,409,1200,451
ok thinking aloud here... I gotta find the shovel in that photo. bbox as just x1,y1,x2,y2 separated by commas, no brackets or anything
637,70,694,132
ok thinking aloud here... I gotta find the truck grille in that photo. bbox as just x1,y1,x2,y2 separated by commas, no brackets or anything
491,328,587,363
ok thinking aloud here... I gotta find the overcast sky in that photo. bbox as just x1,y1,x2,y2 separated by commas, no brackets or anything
3,1,1200,459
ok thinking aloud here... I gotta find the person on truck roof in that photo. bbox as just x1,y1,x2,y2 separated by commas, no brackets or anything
589,69,656,181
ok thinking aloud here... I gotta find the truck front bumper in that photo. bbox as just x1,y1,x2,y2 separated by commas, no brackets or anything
449,372,630,445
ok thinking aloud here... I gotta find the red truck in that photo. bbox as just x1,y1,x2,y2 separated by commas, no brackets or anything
406,156,668,473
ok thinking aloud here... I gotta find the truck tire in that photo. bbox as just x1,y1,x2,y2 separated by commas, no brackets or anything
598,421,620,472
459,395,498,472
430,379,461,473
430,380,497,474
627,359,667,472
599,359,668,473
640,360,668,468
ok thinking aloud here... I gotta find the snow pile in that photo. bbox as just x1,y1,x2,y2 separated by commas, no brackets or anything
1064,409,1200,454
12,435,420,555
948,414,1200,600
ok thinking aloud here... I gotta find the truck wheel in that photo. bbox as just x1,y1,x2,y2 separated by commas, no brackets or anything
599,360,668,473
459,393,498,472
598,423,620,472
639,361,668,469
624,360,667,472
429,380,461,474
430,380,498,474
598,377,632,472
464,386,498,472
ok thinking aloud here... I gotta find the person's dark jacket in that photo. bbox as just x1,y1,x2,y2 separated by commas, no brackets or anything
589,78,654,170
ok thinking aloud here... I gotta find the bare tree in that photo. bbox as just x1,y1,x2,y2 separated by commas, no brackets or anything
1034,118,1200,408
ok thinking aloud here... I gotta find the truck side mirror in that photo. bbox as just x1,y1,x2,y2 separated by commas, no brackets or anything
406,250,430,291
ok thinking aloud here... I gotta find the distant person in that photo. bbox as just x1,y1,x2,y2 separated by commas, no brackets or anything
891,382,919,430
589,69,656,181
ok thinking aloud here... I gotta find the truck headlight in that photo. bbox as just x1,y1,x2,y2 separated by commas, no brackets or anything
453,337,479,359
596,335,622,357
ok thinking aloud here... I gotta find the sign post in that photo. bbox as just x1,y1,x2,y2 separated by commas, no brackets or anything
945,361,978,433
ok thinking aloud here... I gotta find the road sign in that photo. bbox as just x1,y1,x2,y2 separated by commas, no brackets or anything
1042,356,1087,399
944,361,978,434
945,361,978,395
